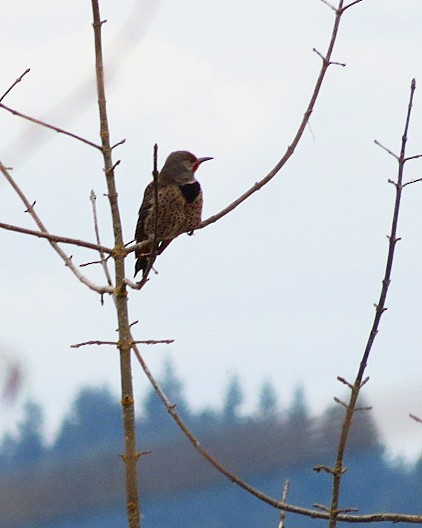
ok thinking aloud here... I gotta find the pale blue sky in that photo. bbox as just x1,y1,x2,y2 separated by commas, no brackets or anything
1,0,422,461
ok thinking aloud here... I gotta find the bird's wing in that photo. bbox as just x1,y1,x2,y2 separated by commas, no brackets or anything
135,181,154,246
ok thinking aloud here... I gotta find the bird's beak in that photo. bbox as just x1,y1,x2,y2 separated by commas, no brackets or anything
197,156,213,164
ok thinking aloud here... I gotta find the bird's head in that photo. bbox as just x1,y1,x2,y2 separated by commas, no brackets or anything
160,150,213,184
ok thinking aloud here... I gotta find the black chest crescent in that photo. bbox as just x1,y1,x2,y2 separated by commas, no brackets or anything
179,181,201,203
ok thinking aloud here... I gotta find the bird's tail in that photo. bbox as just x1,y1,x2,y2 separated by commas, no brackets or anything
134,256,148,278
134,239,173,278
134,241,152,278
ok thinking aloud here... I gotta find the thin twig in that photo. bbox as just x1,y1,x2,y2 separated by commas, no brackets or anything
314,504,331,512
360,376,370,387
80,256,112,267
71,340,117,348
111,138,126,150
334,397,348,409
0,221,113,254
278,480,290,528
355,405,372,412
198,0,357,231
337,376,353,389
314,465,335,474
90,190,113,287
313,47,346,67
404,154,422,162
342,0,363,12
151,144,159,264
0,102,102,150
137,339,174,345
0,68,31,103
134,144,160,291
123,277,141,289
320,0,336,11
123,239,156,256
409,414,422,425
0,162,113,295
327,78,419,528
71,338,174,348
374,140,398,160
402,177,422,188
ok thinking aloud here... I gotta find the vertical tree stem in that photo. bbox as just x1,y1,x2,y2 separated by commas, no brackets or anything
328,79,417,528
91,2,140,526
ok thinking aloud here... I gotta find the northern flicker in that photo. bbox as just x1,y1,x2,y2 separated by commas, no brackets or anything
134,150,213,277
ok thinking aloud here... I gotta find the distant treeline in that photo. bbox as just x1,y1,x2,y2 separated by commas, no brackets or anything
1,363,422,528
0,360,380,467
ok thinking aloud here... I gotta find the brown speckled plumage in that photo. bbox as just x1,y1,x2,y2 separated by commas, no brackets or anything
134,150,212,277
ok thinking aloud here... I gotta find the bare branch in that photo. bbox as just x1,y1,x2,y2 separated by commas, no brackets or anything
314,503,331,512
123,277,141,289
334,397,348,408
0,162,113,295
374,140,399,160
327,78,419,528
404,153,422,162
131,338,422,524
198,0,351,230
360,376,370,387
277,480,290,528
0,221,113,254
314,465,335,474
91,1,140,525
341,0,363,12
402,177,422,188
355,406,372,412
132,339,174,345
123,239,154,256
108,159,121,173
71,338,174,349
111,138,126,150
0,102,102,150
70,340,117,348
313,47,346,67
90,190,113,287
320,0,336,11
339,507,359,514
409,413,422,425
134,143,160,291
0,68,31,103
337,376,353,389
80,256,112,267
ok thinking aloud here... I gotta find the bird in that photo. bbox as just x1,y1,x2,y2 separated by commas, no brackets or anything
134,150,213,278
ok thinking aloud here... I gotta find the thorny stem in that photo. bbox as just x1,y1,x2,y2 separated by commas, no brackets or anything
328,79,417,528
91,2,140,527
